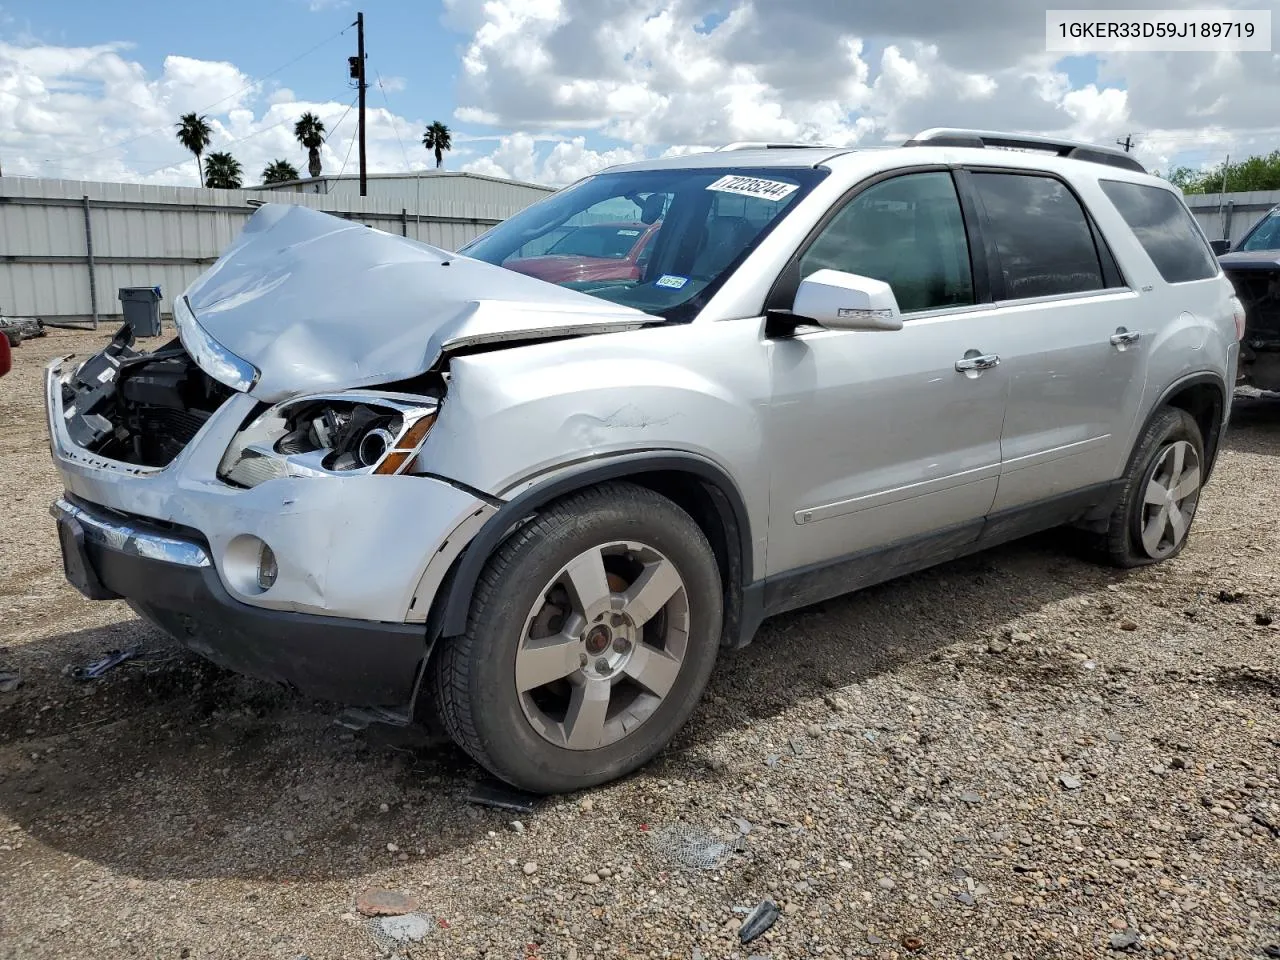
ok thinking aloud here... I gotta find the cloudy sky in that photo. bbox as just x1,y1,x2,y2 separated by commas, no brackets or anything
1,0,1278,188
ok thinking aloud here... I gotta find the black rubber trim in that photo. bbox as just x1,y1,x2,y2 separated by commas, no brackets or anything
434,452,753,639
63,503,426,706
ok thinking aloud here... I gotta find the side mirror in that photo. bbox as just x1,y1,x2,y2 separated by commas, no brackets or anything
792,269,903,331
1209,239,1231,256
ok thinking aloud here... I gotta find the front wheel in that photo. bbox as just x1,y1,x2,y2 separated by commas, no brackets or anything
1099,407,1205,567
431,482,723,793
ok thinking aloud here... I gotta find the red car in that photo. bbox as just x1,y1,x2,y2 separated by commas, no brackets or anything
0,333,10,377
502,221,659,284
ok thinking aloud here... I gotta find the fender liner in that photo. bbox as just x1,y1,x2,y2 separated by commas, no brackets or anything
431,451,755,642
1143,372,1229,481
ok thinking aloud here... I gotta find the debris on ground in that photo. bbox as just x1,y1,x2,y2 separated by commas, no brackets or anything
334,706,410,731
465,778,539,814
1058,773,1083,790
356,888,418,917
67,648,136,680
738,900,780,944
902,935,926,953
0,316,45,346
1109,928,1140,951
648,824,735,870
365,912,433,955
0,668,19,693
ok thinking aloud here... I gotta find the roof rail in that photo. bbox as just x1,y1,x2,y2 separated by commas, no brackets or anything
903,128,1146,174
716,141,840,151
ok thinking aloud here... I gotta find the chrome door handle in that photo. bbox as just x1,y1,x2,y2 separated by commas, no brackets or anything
1110,329,1141,347
955,353,1000,372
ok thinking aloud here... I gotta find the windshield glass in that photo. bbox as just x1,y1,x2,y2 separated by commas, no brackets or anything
459,166,827,321
1239,209,1280,251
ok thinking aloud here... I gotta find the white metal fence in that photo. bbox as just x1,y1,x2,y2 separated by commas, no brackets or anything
1185,190,1280,246
0,176,553,327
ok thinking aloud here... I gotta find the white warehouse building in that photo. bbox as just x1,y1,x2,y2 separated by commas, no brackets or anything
0,172,556,327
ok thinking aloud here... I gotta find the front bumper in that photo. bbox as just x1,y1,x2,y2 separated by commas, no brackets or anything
45,354,492,624
54,496,427,705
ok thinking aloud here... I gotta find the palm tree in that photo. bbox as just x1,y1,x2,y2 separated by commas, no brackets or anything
422,121,452,169
203,152,244,189
261,159,300,185
294,112,326,179
175,113,213,187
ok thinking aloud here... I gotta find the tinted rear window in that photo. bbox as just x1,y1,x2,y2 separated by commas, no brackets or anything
973,173,1105,299
1099,180,1218,283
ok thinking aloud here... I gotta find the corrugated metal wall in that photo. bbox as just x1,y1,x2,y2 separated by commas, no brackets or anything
1185,190,1280,246
0,175,555,325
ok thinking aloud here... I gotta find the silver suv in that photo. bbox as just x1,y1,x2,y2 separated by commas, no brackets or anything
47,129,1243,793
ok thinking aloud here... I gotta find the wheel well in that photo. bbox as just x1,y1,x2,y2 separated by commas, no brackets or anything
1163,380,1224,475
428,457,753,647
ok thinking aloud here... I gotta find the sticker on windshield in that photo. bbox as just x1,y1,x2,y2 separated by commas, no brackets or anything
706,174,799,202
656,274,689,290
617,229,641,236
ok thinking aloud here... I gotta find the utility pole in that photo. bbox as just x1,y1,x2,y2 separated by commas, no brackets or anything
350,12,368,196
1116,134,1133,153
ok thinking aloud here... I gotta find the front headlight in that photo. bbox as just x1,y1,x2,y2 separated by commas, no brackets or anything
218,391,439,488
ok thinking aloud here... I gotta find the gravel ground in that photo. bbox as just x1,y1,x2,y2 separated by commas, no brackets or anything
1,327,1277,960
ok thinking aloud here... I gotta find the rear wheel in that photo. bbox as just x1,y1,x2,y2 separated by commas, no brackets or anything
1098,407,1205,567
431,482,722,793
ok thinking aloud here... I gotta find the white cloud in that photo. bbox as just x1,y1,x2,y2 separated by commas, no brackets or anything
378,75,407,93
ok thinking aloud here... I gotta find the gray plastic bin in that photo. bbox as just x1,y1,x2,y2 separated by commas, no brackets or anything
119,286,163,337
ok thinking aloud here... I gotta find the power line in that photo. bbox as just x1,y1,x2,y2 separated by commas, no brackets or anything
38,26,351,164
336,111,360,179
375,71,413,173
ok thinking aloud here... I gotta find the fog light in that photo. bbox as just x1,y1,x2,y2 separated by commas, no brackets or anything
257,543,278,591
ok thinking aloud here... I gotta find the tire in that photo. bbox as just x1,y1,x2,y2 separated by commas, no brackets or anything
431,481,723,793
1098,407,1205,568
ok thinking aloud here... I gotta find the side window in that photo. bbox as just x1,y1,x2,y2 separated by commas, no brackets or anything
799,172,974,313
972,173,1105,299
1099,179,1220,282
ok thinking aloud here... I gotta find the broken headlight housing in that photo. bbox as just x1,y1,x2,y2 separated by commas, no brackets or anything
217,392,439,488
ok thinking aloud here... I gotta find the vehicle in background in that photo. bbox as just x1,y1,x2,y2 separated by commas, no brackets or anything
501,220,659,284
1211,206,1280,392
0,333,9,377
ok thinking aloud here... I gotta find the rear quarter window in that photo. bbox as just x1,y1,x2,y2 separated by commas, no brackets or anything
1099,180,1218,283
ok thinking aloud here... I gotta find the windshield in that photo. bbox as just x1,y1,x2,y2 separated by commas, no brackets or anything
459,166,827,321
1238,209,1280,252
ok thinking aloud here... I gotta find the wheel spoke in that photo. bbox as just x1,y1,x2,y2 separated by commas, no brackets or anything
1144,478,1167,506
1172,466,1201,501
623,643,682,699
1168,505,1188,543
1170,442,1186,482
563,677,611,749
563,548,612,613
1142,506,1169,555
516,632,582,692
621,558,683,627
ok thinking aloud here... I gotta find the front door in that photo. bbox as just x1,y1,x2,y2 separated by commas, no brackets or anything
765,170,1009,581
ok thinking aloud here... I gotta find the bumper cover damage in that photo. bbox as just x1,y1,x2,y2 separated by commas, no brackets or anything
53,497,426,705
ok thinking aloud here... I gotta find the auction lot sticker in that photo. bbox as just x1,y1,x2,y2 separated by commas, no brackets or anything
1047,9,1272,51
706,175,800,202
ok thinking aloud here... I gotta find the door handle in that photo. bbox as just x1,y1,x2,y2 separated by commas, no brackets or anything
955,353,1000,372
1110,328,1141,347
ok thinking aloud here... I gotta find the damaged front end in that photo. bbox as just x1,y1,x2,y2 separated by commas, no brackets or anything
1223,262,1280,392
58,323,236,470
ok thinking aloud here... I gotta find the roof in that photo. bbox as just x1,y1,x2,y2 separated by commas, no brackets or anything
251,170,555,193
606,147,856,174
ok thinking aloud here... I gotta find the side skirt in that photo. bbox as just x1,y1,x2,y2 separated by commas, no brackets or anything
732,480,1125,648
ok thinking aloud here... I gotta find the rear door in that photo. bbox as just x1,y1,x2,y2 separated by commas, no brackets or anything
966,170,1147,513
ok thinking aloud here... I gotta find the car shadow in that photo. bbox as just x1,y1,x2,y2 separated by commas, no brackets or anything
0,414,1271,884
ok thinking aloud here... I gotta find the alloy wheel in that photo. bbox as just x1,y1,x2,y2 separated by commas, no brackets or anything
515,540,690,750
1138,440,1201,560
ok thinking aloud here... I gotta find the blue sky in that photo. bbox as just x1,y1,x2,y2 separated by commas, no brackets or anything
1,0,1273,186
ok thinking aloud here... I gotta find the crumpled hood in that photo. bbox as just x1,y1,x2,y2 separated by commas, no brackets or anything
182,203,649,401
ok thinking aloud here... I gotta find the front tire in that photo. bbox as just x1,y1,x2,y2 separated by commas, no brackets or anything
1099,407,1205,568
431,482,723,794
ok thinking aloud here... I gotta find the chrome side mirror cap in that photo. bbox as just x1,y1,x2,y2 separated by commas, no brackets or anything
793,269,904,331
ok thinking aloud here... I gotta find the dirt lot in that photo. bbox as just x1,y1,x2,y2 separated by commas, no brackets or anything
0,327,1277,960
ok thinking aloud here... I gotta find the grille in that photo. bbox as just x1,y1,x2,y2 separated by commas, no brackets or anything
136,407,211,466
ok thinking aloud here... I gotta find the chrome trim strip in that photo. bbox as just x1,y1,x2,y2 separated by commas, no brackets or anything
52,498,211,569
794,462,1001,525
